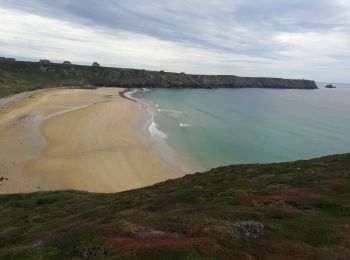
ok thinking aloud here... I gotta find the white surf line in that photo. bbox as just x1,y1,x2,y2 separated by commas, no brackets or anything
149,115,168,140
124,88,139,101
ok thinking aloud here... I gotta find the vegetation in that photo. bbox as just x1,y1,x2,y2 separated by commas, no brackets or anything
1,153,350,259
0,61,92,98
0,60,317,98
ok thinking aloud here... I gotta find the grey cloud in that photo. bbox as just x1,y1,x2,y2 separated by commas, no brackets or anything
0,0,349,82
1,0,348,58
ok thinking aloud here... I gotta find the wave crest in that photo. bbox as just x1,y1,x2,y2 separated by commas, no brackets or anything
149,117,168,139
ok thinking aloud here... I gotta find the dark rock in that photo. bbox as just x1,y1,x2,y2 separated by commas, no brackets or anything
232,221,264,238
325,84,336,89
77,246,111,258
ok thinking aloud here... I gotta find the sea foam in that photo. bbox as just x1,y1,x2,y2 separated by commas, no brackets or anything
179,123,191,127
149,116,168,139
124,89,138,101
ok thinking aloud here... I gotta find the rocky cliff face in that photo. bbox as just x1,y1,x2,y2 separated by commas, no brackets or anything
88,67,317,89
0,61,317,96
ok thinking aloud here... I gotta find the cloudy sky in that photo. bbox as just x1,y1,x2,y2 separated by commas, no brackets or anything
0,0,349,82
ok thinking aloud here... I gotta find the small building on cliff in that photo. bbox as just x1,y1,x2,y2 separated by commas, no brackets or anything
92,62,100,67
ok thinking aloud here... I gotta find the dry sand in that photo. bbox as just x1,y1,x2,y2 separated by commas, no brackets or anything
0,88,185,194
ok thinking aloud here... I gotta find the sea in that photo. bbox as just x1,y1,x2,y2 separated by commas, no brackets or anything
132,83,350,170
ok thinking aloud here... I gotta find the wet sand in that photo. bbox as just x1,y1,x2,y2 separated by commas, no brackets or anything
0,88,184,194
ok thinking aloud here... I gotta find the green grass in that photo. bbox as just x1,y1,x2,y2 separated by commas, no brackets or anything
0,154,350,259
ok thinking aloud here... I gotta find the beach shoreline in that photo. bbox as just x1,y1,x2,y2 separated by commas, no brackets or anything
0,87,186,194
125,88,205,174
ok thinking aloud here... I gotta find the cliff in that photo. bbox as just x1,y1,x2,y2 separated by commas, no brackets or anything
0,153,349,259
0,60,317,98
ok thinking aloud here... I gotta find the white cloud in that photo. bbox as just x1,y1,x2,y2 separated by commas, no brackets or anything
0,1,349,83
0,7,271,73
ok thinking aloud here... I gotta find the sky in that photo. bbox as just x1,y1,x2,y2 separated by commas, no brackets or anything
0,0,349,83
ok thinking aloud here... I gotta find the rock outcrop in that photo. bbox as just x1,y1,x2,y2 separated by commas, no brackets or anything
232,221,264,239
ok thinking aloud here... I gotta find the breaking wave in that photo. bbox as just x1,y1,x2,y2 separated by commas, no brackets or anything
179,123,191,127
149,117,168,139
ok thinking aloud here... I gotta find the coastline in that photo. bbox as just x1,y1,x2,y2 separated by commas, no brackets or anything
118,88,137,102
127,88,206,174
0,60,318,91
0,87,186,194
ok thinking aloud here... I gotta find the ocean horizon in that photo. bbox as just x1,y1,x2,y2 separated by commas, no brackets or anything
133,83,350,170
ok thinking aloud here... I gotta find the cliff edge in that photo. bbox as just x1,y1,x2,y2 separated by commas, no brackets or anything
0,60,317,97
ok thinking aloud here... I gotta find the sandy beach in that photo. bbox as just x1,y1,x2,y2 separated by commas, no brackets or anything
0,88,185,194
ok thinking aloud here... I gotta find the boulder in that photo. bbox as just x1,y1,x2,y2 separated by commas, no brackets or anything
232,221,264,238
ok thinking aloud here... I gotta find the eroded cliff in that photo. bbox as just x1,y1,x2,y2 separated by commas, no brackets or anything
0,60,317,97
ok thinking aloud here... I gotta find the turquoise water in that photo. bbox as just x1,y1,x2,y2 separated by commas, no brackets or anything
133,84,350,169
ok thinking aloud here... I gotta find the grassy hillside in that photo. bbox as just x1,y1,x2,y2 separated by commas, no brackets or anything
0,154,350,259
0,60,317,98
0,61,91,98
